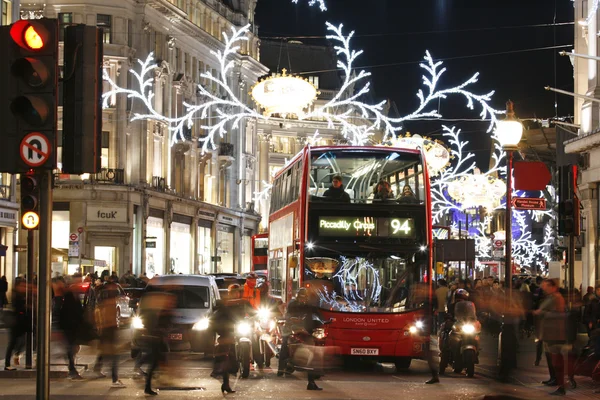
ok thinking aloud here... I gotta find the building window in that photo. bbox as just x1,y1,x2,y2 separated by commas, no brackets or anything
128,19,133,47
101,131,109,168
308,76,319,89
97,14,112,44
58,12,73,41
2,0,11,25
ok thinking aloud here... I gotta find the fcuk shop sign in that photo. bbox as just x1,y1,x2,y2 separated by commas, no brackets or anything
87,206,128,223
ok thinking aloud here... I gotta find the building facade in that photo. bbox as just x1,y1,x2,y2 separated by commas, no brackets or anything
14,0,268,278
566,0,600,289
1,1,23,291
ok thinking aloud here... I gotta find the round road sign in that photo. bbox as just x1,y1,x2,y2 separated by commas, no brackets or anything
22,211,40,230
20,132,52,168
494,240,504,248
77,227,84,234
69,233,78,241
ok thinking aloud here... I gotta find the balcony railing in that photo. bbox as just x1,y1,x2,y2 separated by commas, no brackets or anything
0,185,11,201
152,176,167,192
90,168,125,184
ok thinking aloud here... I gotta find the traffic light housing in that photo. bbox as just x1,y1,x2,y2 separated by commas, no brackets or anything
0,19,58,173
20,172,40,230
62,24,103,174
558,198,580,236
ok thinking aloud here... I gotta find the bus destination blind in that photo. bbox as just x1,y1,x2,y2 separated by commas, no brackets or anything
318,216,415,239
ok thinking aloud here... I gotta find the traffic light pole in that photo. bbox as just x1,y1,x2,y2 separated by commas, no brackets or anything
36,170,52,400
25,228,34,369
568,233,575,298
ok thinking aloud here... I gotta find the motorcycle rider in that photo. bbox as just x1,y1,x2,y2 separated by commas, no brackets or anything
211,283,256,393
440,288,478,375
277,287,324,390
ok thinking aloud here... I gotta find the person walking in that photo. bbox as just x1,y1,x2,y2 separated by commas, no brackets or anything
0,276,8,310
534,278,567,396
211,284,255,394
55,279,86,380
434,279,449,332
92,278,126,388
4,279,28,370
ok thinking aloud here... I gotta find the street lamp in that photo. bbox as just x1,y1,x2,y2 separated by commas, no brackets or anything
495,100,523,379
495,100,523,294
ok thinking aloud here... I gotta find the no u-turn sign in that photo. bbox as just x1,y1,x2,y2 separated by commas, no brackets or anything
20,132,52,168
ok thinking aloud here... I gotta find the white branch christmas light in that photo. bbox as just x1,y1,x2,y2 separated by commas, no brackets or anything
291,0,327,11
104,22,504,153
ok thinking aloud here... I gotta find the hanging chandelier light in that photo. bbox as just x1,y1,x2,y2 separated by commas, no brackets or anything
447,168,506,209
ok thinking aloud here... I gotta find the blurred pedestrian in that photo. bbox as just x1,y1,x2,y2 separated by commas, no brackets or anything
434,279,448,330
138,291,176,396
92,278,125,388
211,284,255,393
0,276,8,309
55,279,87,380
534,278,567,396
4,279,28,370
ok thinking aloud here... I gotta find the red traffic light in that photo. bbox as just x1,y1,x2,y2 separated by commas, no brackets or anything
10,20,49,51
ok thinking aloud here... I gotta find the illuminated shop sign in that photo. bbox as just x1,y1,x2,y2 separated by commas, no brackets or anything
318,217,415,238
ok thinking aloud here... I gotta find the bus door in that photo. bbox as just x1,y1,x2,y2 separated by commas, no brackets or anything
268,248,286,301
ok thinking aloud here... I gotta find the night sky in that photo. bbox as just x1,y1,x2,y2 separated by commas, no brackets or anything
255,0,574,165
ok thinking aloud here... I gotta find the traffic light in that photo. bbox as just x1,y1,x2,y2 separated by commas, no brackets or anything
62,24,103,174
20,173,40,230
0,19,59,173
558,198,580,236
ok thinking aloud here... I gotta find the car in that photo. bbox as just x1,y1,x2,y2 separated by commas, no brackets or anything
131,274,220,354
70,281,134,328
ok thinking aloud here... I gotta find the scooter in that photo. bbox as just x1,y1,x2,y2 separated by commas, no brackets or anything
439,316,481,377
256,307,280,368
234,317,255,378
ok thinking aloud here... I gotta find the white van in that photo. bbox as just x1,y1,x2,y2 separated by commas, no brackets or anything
131,275,220,353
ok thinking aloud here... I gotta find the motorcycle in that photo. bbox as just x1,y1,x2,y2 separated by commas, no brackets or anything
439,316,481,377
256,307,280,368
234,317,255,378
279,314,333,376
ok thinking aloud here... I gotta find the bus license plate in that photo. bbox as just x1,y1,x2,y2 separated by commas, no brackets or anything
169,333,183,341
351,348,379,356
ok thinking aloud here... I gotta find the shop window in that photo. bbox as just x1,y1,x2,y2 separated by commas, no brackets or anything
1,0,10,25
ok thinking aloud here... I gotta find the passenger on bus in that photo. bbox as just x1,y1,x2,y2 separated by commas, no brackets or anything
322,175,351,202
373,180,395,201
398,185,419,204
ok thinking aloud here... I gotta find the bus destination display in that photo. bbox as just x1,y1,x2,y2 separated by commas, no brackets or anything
318,216,415,238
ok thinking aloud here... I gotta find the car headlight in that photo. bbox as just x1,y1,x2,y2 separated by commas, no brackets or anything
312,328,326,339
132,316,144,330
258,307,271,321
192,318,210,331
461,323,476,334
236,321,252,336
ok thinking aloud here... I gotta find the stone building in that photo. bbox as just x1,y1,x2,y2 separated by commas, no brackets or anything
13,0,268,278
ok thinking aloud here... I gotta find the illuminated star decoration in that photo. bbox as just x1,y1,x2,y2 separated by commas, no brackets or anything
291,0,327,11
104,22,503,153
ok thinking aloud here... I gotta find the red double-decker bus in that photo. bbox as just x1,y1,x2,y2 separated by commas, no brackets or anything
267,145,433,370
251,233,269,272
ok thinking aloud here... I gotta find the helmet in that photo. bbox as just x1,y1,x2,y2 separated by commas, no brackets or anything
228,283,241,292
454,288,470,302
245,273,257,288
296,287,309,301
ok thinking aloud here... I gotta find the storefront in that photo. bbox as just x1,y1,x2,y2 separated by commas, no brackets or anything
170,215,192,275
146,210,165,278
0,205,17,280
216,224,235,273
197,219,212,274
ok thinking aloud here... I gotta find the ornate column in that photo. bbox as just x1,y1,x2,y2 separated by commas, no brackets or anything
580,183,598,290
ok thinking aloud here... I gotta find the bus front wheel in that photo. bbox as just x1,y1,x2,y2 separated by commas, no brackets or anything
394,357,412,370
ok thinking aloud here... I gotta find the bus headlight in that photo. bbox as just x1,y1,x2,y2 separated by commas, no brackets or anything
236,322,252,336
461,323,476,334
415,321,424,329
132,316,144,330
409,326,418,334
192,318,210,331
